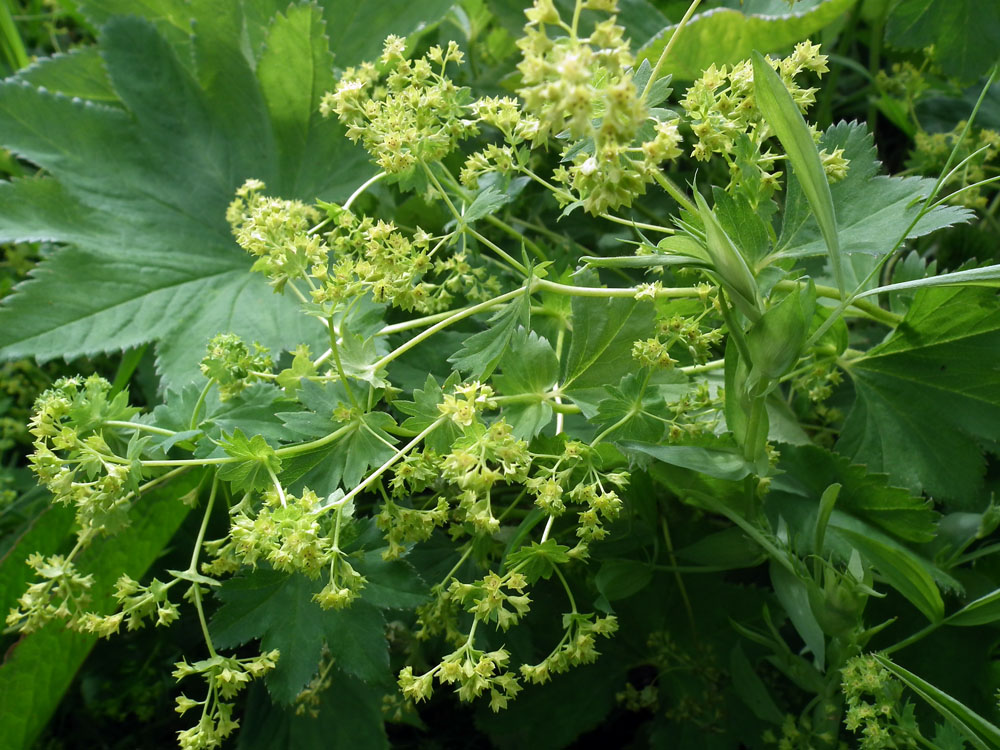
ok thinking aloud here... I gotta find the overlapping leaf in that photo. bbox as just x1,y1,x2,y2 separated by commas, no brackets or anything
776,122,971,290
210,570,390,704
0,2,401,388
637,0,856,81
837,285,1000,505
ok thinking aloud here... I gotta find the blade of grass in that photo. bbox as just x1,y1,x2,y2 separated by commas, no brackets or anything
0,0,28,71
752,50,843,298
873,655,1000,750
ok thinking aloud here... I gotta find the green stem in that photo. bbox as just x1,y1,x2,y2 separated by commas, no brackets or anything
188,476,218,571
483,214,548,263
679,358,724,375
774,280,903,327
105,421,178,437
881,620,944,656
373,285,529,371
660,514,696,635
468,227,528,274
327,315,359,407
552,565,577,614
653,171,698,214
640,0,703,105
317,417,446,514
535,278,700,299
189,381,213,431
343,170,387,212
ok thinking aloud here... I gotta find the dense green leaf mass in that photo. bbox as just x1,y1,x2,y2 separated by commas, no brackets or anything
211,569,389,704
777,122,971,289
886,0,1000,81
837,286,1000,505
0,4,372,388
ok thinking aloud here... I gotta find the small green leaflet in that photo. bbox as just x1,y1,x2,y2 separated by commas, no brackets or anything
463,185,512,224
448,286,530,379
394,372,463,453
210,570,390,704
504,539,570,583
837,285,1000,504
276,380,398,494
494,328,559,439
218,430,282,494
594,372,671,443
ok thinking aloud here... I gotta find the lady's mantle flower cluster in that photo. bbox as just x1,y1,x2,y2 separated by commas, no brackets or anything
320,37,477,175
512,0,684,213
27,375,142,537
681,42,848,206
228,179,499,314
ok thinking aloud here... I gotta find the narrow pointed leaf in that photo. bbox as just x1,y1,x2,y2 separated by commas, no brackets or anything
752,50,844,297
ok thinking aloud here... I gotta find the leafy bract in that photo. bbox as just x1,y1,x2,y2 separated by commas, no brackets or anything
637,0,855,81
448,288,530,379
594,372,670,443
0,3,389,388
560,276,655,395
276,380,397,493
886,0,1000,81
210,570,389,704
776,122,971,289
218,430,282,495
394,373,463,453
494,328,559,439
837,286,1000,504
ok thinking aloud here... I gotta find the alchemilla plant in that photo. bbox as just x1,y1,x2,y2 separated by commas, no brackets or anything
3,0,1000,748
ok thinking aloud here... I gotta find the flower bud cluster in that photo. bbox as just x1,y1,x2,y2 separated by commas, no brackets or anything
321,37,477,175
230,179,499,314
173,650,279,750
520,612,618,684
219,488,332,578
377,496,450,560
515,0,683,213
5,552,94,633
28,375,141,536
525,439,628,543
78,574,180,637
449,570,531,631
227,179,323,293
681,43,846,204
442,420,531,495
909,121,1000,209
398,642,522,712
841,655,908,750
200,333,273,401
